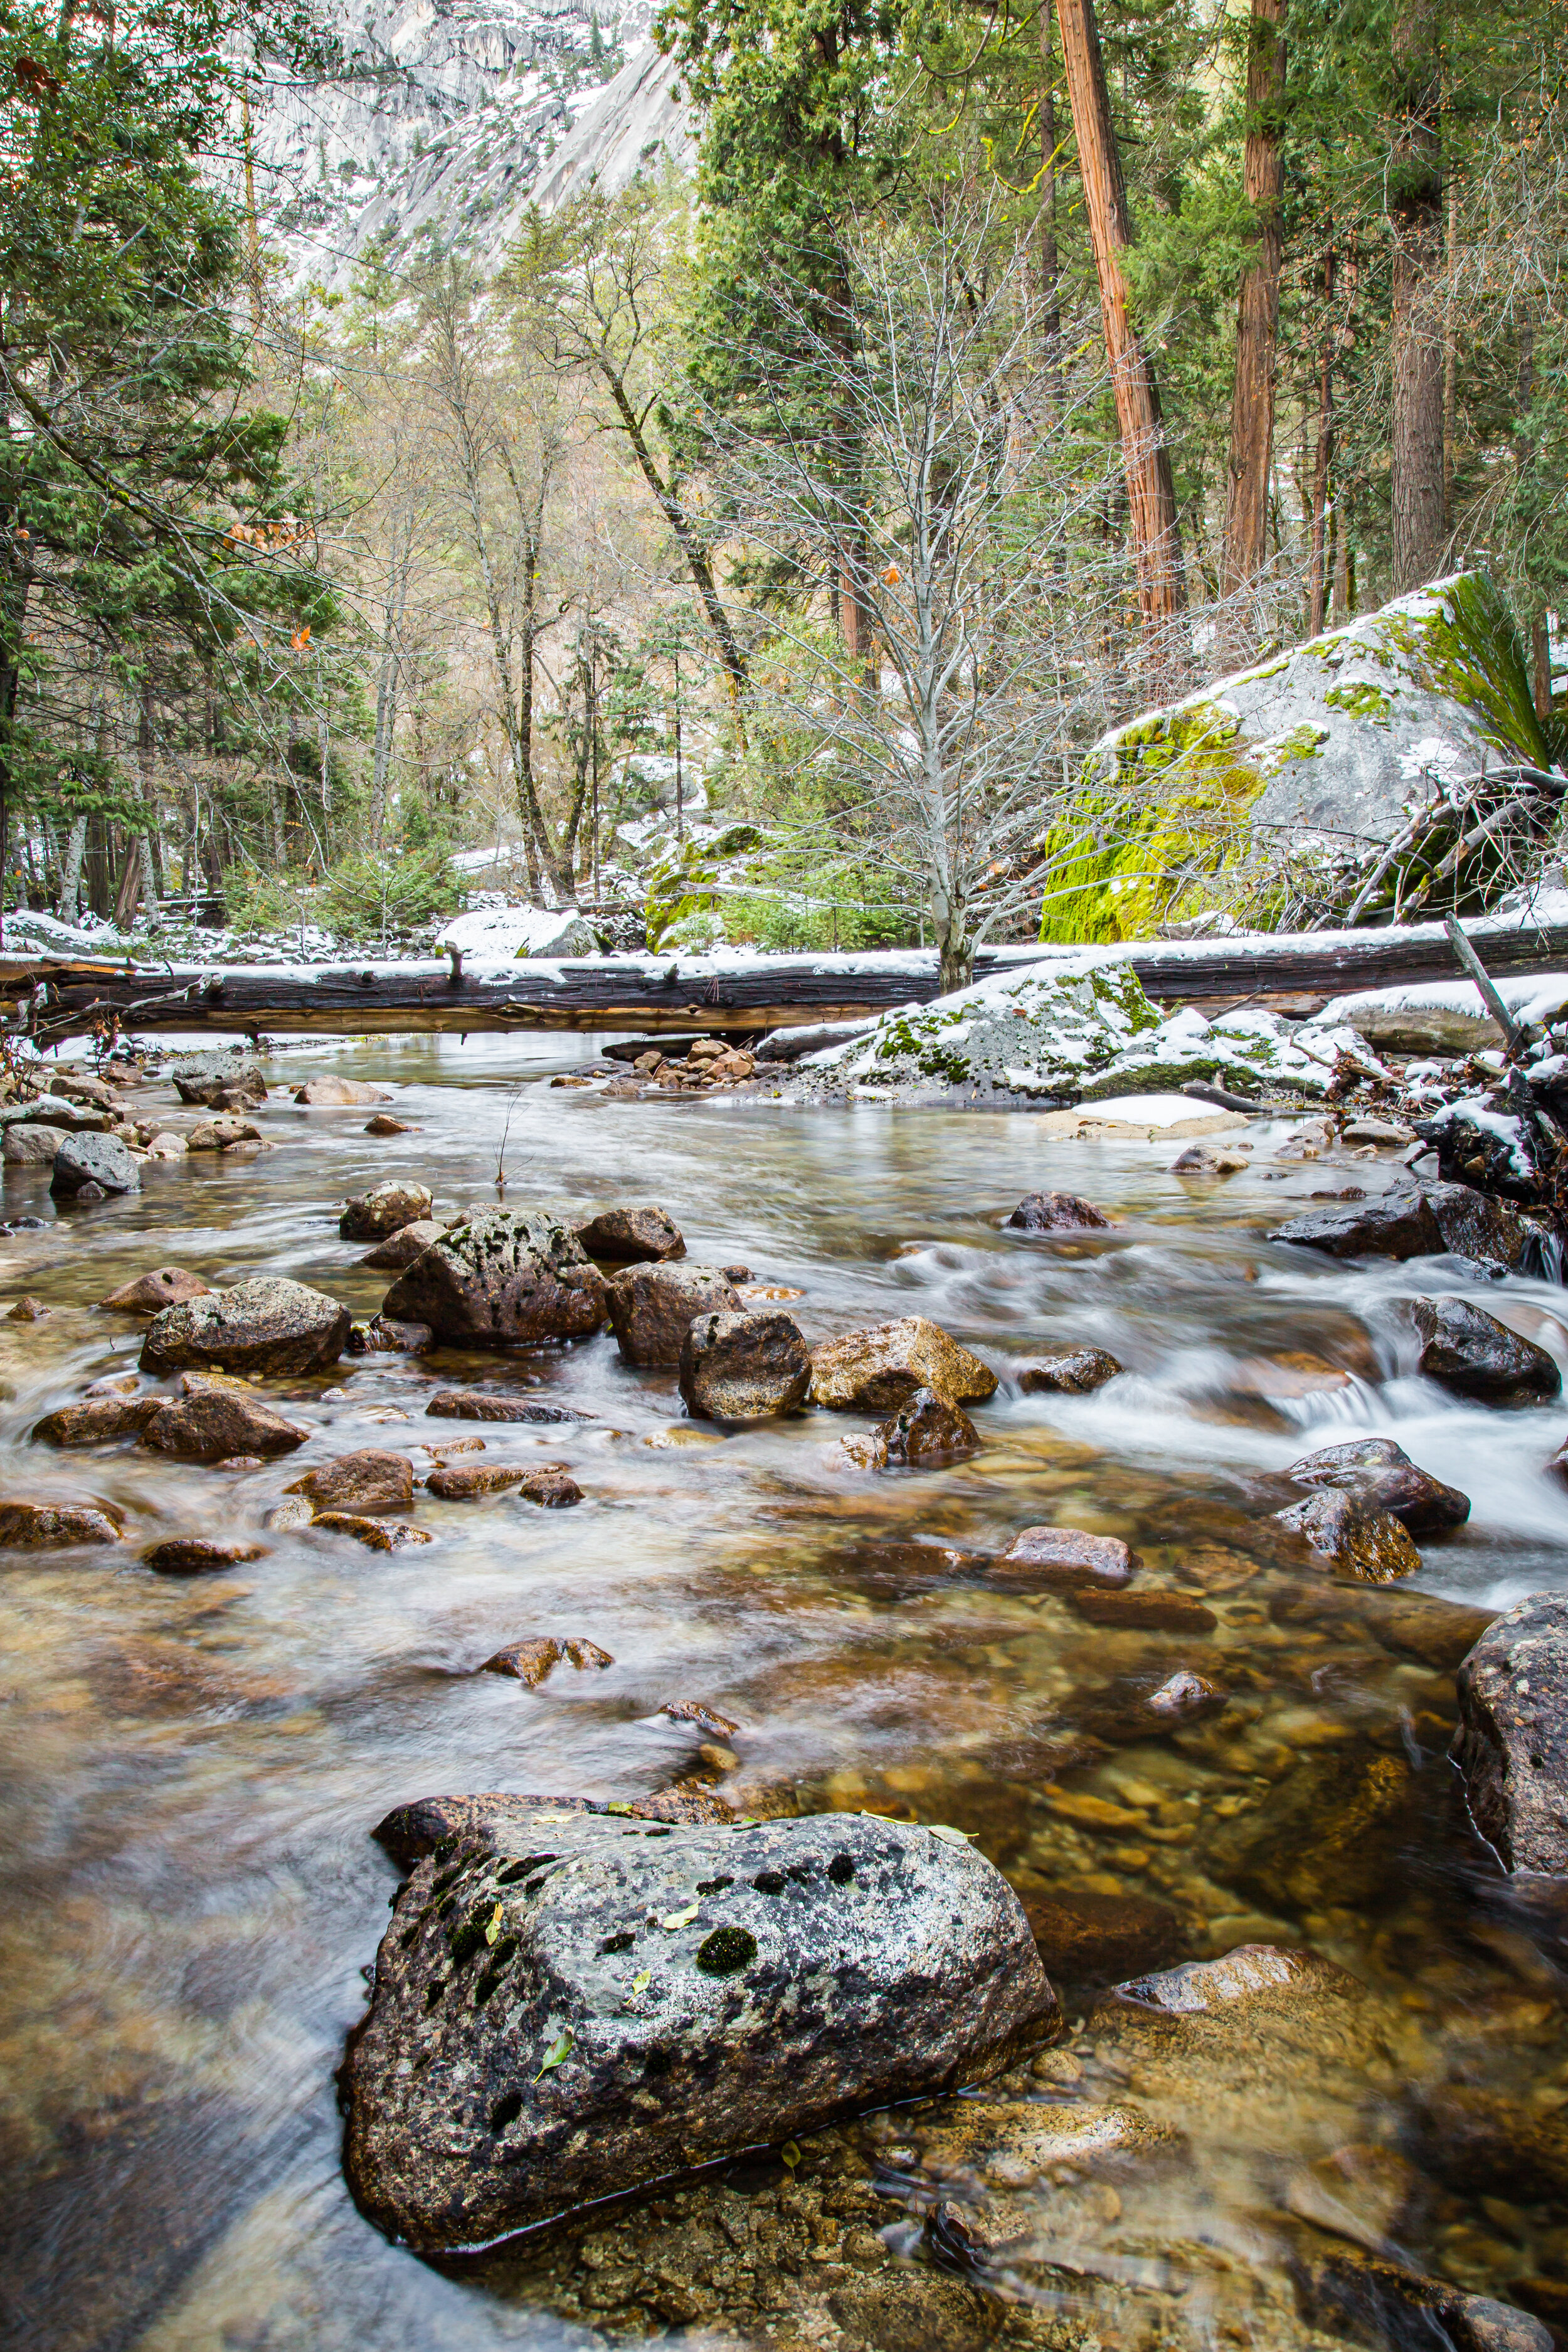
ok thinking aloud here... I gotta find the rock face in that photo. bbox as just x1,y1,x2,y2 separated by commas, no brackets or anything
341,1182,435,1241
34,1395,159,1446
285,1451,414,1515
1016,1347,1123,1393
1006,1191,1110,1232
360,1221,445,1270
2,1123,66,1165
678,1310,810,1421
807,1317,998,1412
573,1205,686,1263
605,1263,740,1368
1275,1489,1420,1581
99,1267,213,1314
1285,1436,1470,1535
849,1388,980,1469
0,1496,123,1545
1271,1179,1550,1274
1453,1596,1568,1873
1411,1298,1561,1404
383,1210,608,1347
50,1133,140,1198
992,1527,1139,1590
295,1076,392,1105
141,1388,310,1461
341,1811,1058,2251
141,1278,351,1377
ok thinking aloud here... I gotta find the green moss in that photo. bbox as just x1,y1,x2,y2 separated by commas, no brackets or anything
1382,573,1549,765
1324,682,1394,723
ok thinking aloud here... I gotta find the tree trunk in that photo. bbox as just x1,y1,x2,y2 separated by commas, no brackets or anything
1222,0,1286,630
1308,246,1336,636
1389,0,1445,593
1532,618,1552,722
369,511,410,849
1039,4,1061,383
59,813,87,919
1054,0,1187,643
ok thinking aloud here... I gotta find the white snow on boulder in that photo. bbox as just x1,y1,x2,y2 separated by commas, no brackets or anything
435,906,598,965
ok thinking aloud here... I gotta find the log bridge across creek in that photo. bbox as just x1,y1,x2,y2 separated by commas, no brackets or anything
5,920,1568,1045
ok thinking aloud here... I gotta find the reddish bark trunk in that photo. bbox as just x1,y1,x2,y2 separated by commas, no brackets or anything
1222,0,1286,620
1389,0,1445,593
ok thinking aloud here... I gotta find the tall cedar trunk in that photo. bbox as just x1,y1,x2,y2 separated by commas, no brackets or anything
1389,0,1445,593
1054,0,1187,641
1039,5,1061,382
1308,245,1335,635
369,509,410,849
1517,325,1553,724
1222,0,1286,627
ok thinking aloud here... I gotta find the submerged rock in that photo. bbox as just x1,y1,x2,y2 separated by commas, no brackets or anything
1019,1885,1190,1983
1292,2239,1552,2352
1284,1436,1470,1535
345,1315,433,1355
285,1451,414,1515
0,1496,124,1546
141,1388,310,1463
99,1267,213,1314
993,1525,1139,1590
141,1277,350,1377
808,1316,997,1412
482,1636,614,1685
678,1310,810,1421
1207,1748,1416,1910
341,1811,1057,2250
1067,1591,1218,1633
142,1537,267,1575
1453,1595,1568,1874
424,1390,589,1424
846,1387,980,1469
605,1262,740,1367
359,1221,445,1271
294,1076,392,1105
1016,1347,1124,1392
383,1210,608,1348
34,1394,159,1446
1275,1488,1421,1581
50,1133,140,1198
1006,1190,1111,1232
1411,1297,1561,1404
340,1182,435,1241
371,1791,738,1871
314,1512,432,1550
573,1205,686,1263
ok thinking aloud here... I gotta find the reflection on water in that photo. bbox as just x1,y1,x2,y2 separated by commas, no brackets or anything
4,1030,1568,2351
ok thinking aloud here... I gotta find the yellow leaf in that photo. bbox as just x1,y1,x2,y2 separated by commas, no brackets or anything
660,1903,699,1930
631,1969,651,1993
485,1902,504,1946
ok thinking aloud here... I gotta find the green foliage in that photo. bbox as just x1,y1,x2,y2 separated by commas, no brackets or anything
321,846,462,943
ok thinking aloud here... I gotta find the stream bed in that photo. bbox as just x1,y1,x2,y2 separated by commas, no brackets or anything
6,1032,1568,2352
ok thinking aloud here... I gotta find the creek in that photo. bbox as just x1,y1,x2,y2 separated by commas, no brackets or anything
5,1030,1568,2352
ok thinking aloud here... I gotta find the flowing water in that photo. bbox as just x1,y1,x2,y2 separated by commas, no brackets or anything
6,1034,1568,2352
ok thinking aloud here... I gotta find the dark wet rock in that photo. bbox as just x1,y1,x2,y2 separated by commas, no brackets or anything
285,1451,414,1515
424,1389,589,1424
678,1310,810,1421
141,1276,351,1378
1207,1749,1416,1910
848,1387,980,1469
1067,1589,1218,1633
1453,1594,1568,1874
341,1811,1059,2250
2,1122,66,1165
384,1209,608,1349
427,1463,530,1499
100,1266,213,1315
1410,1298,1561,1404
1019,1885,1190,1983
359,1221,445,1271
1285,1436,1471,1535
1422,1180,1555,1274
721,1263,752,1283
371,1789,738,1871
345,1316,433,1355
314,1512,432,1549
341,1182,435,1241
605,1262,741,1368
364,1113,415,1135
1274,1488,1421,1581
1291,2238,1552,2352
71,1181,107,1202
50,1133,140,1199
294,1075,392,1105
1269,1585,1496,1672
1416,1101,1545,1206
172,1052,267,1108
808,1316,998,1412
1417,2082,1568,2203
1015,1347,1124,1393
658,1698,740,1738
142,1537,267,1575
0,1216,48,1233
1005,1190,1111,1232
1269,1183,1442,1260
483,1636,615,1686
0,1496,124,1546
33,1394,160,1446
573,1205,686,1263
517,1466,582,1508
141,1388,310,1463
6,1296,49,1320
1078,1666,1229,1737
186,1116,263,1150
993,1525,1139,1591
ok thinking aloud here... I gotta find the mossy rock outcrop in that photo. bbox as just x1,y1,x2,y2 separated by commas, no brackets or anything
1041,571,1549,943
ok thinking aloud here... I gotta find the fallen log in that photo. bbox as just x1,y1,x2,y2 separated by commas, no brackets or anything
7,920,1568,1042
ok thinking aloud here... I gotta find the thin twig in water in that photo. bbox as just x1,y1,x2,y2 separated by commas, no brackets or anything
494,1085,526,1198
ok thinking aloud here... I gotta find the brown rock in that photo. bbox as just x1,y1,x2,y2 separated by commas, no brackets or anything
2,1123,66,1164
1453,1594,1568,1875
345,1316,434,1355
852,1387,980,1470
1207,1749,1416,1909
605,1262,741,1367
142,1389,309,1463
364,1114,416,1135
678,1310,810,1421
359,1221,445,1271
285,1450,415,1515
6,1297,50,1322
659,1698,741,1738
1411,1296,1562,1404
141,1276,351,1377
33,1394,159,1446
264,1497,316,1531
1006,1190,1112,1232
341,1183,435,1241
993,1525,1139,1590
573,1205,686,1263
564,1639,613,1669
1269,1585,1495,1671
1066,1589,1218,1633
294,1076,393,1105
313,1513,432,1549
1019,1884,1190,1983
142,1537,267,1575
1275,1488,1421,1582
1285,1435,1470,1535
808,1316,998,1412
517,1467,582,1507
99,1266,213,1314
1291,2238,1551,2352
423,1390,588,1424
1078,1666,1229,1739
186,1116,262,1150
1417,2083,1568,2203
384,1209,607,1348
1016,1347,1123,1393
0,1496,123,1546
483,1636,563,1685
426,1463,529,1500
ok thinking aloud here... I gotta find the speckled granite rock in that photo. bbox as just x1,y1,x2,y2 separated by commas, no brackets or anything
140,1277,351,1377
1454,1594,1568,1873
384,1210,607,1347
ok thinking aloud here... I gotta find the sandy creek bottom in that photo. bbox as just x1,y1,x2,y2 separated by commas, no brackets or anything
5,1031,1568,2352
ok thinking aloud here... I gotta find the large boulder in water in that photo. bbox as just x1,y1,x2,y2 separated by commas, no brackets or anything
50,1133,140,1198
383,1210,607,1347
1454,1596,1568,1874
1271,1179,1552,1274
341,1810,1057,2250
678,1309,810,1420
808,1316,997,1411
140,1278,351,1376
340,1182,433,1241
605,1262,739,1367
1285,1437,1470,1535
1410,1297,1561,1404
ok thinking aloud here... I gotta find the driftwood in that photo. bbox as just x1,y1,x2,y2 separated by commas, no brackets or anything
6,921,1568,1043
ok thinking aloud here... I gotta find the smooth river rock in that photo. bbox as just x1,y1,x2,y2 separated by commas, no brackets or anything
1453,1594,1568,1873
371,1790,740,1870
100,1266,214,1314
423,1389,588,1424
807,1316,998,1412
142,1537,267,1575
605,1263,740,1367
2,1123,66,1165
285,1450,415,1515
1410,1298,1562,1404
341,1811,1059,2250
847,1387,980,1468
678,1310,810,1421
141,1387,310,1463
1005,1190,1111,1232
573,1205,686,1263
1285,1435,1470,1535
1276,1488,1420,1581
340,1182,435,1241
0,1496,124,1546
295,1076,391,1105
384,1210,608,1348
34,1394,159,1446
359,1221,445,1271
993,1525,1139,1590
1271,1179,1550,1274
141,1277,351,1377
50,1133,140,1199
1016,1346,1124,1393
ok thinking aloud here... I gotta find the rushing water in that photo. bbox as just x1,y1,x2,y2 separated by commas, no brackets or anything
6,1032,1568,2352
